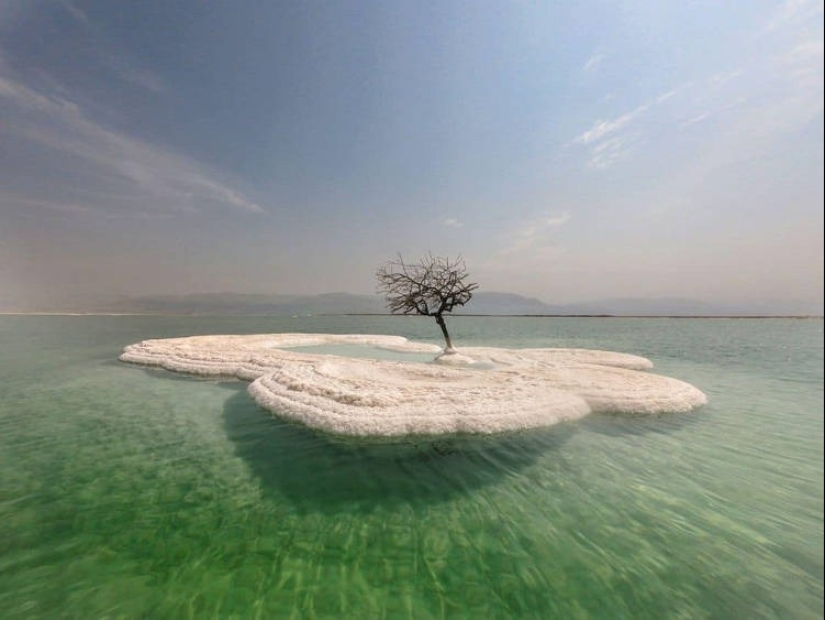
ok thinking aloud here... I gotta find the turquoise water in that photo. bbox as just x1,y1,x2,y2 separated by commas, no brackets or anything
0,315,822,619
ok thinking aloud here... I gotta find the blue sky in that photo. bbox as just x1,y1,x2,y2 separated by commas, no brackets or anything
1,0,822,309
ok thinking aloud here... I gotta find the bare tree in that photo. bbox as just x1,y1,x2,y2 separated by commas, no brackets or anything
376,253,478,350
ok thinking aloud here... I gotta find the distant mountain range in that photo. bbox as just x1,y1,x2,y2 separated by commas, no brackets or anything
458,293,823,317
4,291,822,317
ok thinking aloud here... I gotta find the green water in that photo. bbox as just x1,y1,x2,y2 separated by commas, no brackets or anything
0,316,822,618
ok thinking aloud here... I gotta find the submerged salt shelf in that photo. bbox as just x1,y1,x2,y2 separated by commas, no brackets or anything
120,333,707,436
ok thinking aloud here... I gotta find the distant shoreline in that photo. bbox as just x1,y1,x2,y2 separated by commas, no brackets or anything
346,313,825,319
1,312,822,319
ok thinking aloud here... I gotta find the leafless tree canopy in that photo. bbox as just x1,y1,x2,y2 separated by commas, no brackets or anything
376,253,478,349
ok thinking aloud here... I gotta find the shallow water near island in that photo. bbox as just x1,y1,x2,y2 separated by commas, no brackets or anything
0,315,822,618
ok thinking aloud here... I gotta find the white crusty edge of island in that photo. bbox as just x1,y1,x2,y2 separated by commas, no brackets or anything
120,333,707,437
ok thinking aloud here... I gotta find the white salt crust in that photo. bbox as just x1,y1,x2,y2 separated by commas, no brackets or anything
120,333,707,437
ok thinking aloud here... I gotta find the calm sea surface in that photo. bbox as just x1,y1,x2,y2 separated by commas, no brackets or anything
0,315,822,619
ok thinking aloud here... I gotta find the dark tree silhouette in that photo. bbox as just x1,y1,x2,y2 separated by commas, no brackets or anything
376,253,478,350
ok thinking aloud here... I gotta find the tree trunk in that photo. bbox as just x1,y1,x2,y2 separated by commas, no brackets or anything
434,313,454,350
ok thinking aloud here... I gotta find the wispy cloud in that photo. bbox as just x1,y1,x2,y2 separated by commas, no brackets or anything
572,87,685,168
778,39,825,91
711,70,743,86
56,0,90,26
100,54,165,93
587,134,640,168
574,88,679,146
763,0,824,33
647,27,823,213
0,191,95,216
51,0,165,93
655,89,679,104
681,112,710,127
784,39,825,62
574,107,644,145
441,217,463,228
583,52,607,72
499,212,570,257
0,71,263,216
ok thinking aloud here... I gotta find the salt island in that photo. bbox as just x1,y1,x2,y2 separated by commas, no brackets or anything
120,333,707,437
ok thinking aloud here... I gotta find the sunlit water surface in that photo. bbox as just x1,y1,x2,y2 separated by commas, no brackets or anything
0,316,822,618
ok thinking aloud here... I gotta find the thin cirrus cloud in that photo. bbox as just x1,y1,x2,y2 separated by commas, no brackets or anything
763,0,823,33
55,0,90,25
779,39,824,90
573,2,822,175
583,52,607,72
572,88,680,169
99,53,166,94
587,134,640,169
673,37,821,182
0,69,263,218
47,0,166,95
499,213,571,258
681,112,711,128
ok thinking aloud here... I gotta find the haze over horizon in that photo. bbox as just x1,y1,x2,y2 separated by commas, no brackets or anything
1,1,823,311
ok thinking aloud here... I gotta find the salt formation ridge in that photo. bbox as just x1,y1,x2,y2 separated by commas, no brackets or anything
120,333,707,437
